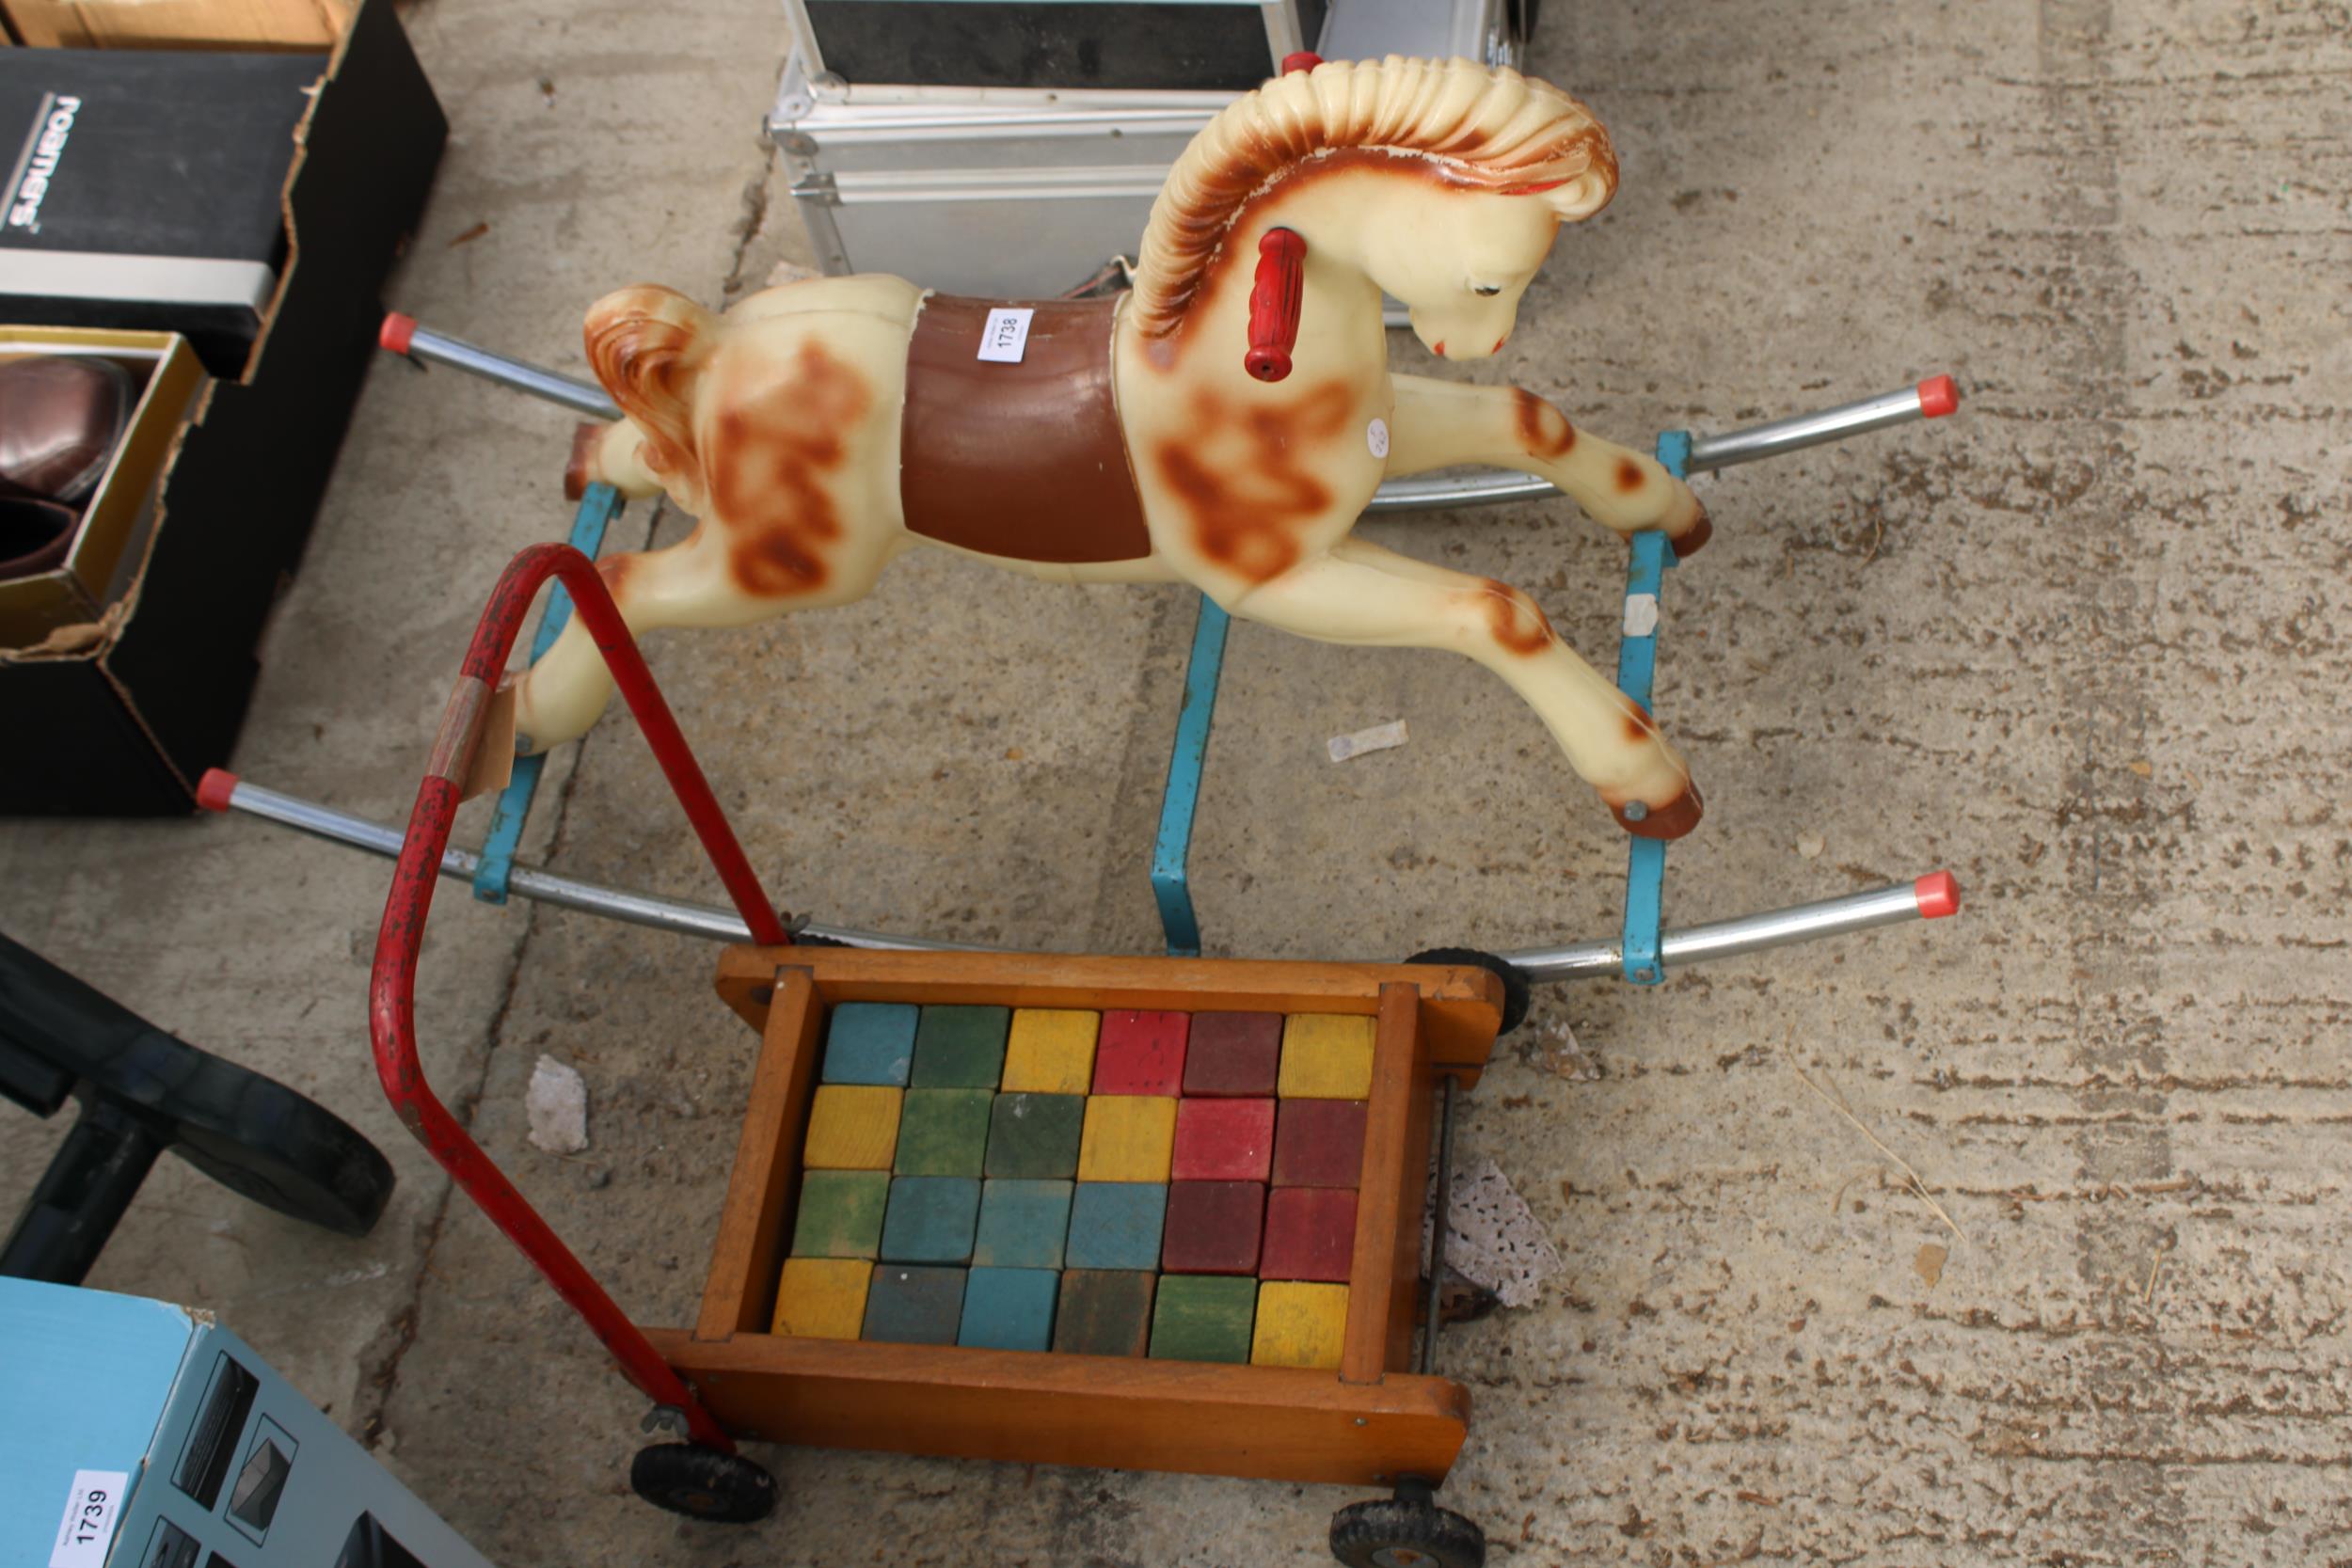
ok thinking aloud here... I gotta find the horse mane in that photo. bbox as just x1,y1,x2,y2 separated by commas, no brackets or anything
1130,55,1618,339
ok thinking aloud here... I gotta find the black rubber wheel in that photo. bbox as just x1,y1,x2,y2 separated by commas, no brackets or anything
1404,947,1531,1037
1329,1497,1486,1568
628,1444,777,1524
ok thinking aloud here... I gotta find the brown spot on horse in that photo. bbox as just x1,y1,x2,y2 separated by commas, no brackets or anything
1157,380,1353,583
708,341,870,596
1513,388,1576,458
1615,457,1645,494
1477,577,1554,656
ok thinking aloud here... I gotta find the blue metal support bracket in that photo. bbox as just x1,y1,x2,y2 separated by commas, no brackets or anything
1151,592,1232,956
471,483,625,904
1613,431,1693,985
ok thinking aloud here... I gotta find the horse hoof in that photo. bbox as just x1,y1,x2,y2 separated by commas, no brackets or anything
1612,778,1703,840
1669,498,1711,560
564,421,600,501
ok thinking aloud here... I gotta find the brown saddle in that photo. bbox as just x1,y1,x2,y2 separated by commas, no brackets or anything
898,294,1152,564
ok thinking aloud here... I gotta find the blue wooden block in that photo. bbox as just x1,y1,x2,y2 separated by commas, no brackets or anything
959,1266,1059,1352
879,1176,980,1264
1064,1181,1167,1272
823,1003,918,1086
862,1264,964,1344
971,1179,1073,1270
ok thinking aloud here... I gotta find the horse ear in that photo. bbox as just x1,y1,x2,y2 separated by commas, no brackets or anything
1544,169,1614,222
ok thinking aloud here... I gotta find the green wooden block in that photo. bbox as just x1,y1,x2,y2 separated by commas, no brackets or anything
896,1088,993,1176
971,1179,1073,1270
1149,1274,1258,1364
862,1265,964,1345
984,1092,1085,1179
911,1005,1010,1088
879,1176,981,1264
1054,1269,1157,1357
789,1170,890,1259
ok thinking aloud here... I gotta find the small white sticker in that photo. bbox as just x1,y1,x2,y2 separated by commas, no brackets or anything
976,307,1034,363
1622,593,1660,638
1365,417,1390,459
50,1470,130,1568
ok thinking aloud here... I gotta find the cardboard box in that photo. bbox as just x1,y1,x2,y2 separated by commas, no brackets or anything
1,0,350,52
0,328,205,645
0,0,443,814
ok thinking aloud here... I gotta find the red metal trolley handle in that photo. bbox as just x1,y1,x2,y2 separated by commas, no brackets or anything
368,543,790,1454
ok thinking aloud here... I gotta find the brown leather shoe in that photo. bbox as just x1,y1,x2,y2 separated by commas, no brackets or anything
0,356,135,504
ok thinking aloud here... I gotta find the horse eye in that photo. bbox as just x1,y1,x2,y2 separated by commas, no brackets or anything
1472,284,1502,297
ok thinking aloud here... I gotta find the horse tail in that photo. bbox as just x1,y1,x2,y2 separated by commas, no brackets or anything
582,284,716,483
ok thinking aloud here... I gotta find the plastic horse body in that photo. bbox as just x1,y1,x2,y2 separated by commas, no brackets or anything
526,55,1712,838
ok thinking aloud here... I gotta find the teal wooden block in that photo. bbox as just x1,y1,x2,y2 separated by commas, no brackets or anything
959,1266,1059,1352
879,1176,980,1264
863,1264,964,1344
788,1170,890,1259
911,1005,1010,1087
1064,1181,1166,1272
971,1178,1073,1270
984,1092,1084,1179
896,1088,993,1176
821,1002,918,1085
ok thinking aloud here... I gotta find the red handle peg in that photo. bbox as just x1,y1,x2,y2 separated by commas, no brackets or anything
1244,228,1308,384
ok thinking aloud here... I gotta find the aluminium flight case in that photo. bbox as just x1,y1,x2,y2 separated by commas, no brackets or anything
768,0,1537,298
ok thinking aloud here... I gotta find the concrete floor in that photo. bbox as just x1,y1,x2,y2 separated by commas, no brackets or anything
5,0,2348,1561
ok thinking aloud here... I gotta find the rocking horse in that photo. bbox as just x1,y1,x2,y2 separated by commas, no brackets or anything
519,54,1712,839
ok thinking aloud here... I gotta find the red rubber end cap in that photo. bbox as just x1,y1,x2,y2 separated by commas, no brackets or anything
1917,373,1959,418
196,768,238,813
379,311,418,356
1915,870,1961,919
1281,51,1324,74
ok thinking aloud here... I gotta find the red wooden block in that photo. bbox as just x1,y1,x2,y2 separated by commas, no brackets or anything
1271,1098,1368,1188
1260,1186,1356,1283
1183,1012,1281,1098
1160,1180,1264,1275
1171,1097,1275,1182
1093,1009,1189,1096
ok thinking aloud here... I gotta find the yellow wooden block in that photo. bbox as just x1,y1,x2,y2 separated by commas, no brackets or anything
1250,1281,1349,1370
1076,1095,1178,1182
1002,1008,1100,1094
771,1257,872,1339
803,1085,901,1169
1278,1013,1375,1099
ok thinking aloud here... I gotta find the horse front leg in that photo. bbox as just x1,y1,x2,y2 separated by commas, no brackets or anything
1383,374,1710,554
1227,538,1701,838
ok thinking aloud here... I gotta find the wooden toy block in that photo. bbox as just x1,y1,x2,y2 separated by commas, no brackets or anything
984,1092,1085,1179
1170,1097,1276,1183
911,1004,1010,1087
1063,1182,1168,1272
1270,1098,1369,1189
789,1170,891,1259
959,1266,1061,1352
771,1257,871,1339
803,1084,902,1170
1001,1008,1099,1094
820,1001,918,1085
1093,1009,1189,1096
1250,1281,1349,1370
895,1088,994,1177
971,1178,1074,1270
1277,1013,1376,1100
879,1175,981,1264
1160,1180,1265,1275
1053,1269,1157,1357
862,1263,965,1345
1077,1094,1178,1182
1260,1186,1357,1283
1183,1011,1282,1098
1148,1274,1257,1364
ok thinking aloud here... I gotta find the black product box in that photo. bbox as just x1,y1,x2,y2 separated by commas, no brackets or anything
0,0,445,815
0,47,325,376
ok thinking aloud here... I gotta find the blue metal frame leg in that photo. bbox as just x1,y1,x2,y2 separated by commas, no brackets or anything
1151,593,1232,956
471,483,625,904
